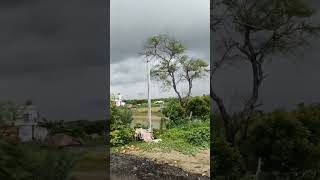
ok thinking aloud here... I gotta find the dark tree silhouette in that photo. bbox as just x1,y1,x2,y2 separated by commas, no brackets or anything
211,0,320,145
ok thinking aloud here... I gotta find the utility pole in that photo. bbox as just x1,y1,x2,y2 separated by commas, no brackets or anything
147,58,152,132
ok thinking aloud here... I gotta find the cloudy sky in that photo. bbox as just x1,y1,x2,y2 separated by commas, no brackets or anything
0,0,107,121
110,0,210,100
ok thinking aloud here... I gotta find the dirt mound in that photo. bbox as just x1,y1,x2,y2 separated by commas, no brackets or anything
110,153,209,180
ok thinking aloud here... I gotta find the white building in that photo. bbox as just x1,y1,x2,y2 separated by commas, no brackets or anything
14,104,48,142
115,93,126,107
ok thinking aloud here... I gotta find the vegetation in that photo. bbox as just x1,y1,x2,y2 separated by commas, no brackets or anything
213,103,320,179
110,105,133,131
110,128,134,147
0,140,76,180
211,0,320,179
142,34,209,107
42,120,106,138
114,121,210,155
111,94,210,156
186,96,210,120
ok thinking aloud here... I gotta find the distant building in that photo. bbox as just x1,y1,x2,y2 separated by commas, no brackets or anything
14,103,48,142
112,93,126,107
154,101,164,104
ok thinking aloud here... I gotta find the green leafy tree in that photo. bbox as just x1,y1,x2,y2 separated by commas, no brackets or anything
186,97,210,119
247,110,320,173
142,34,209,107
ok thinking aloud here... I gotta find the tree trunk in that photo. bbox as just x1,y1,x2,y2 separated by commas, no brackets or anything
211,86,236,145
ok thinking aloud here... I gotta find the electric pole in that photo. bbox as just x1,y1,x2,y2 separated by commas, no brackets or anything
147,58,152,132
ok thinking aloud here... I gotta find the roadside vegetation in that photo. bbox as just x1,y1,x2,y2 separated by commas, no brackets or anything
0,101,107,180
110,95,210,155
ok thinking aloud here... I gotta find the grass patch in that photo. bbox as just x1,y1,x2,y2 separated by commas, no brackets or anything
73,151,107,171
114,121,210,155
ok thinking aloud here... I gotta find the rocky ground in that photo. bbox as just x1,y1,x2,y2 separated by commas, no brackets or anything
110,153,210,180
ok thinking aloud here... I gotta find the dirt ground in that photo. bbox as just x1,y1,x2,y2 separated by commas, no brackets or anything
110,153,210,180
127,149,210,177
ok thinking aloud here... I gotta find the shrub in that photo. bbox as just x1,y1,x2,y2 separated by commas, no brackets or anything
162,100,187,128
133,123,147,129
247,110,320,173
212,137,244,178
186,97,210,119
152,129,162,139
110,128,134,147
185,126,210,147
160,128,188,140
110,106,133,130
31,150,76,180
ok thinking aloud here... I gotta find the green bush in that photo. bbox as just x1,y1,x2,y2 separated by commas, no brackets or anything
162,100,187,128
133,123,147,129
110,106,133,130
247,110,320,172
185,126,210,147
0,140,75,180
212,137,244,178
160,128,188,140
31,150,76,180
110,128,134,147
186,97,210,119
152,129,162,139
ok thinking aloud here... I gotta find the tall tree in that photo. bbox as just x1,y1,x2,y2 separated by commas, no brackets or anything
143,34,209,107
211,0,320,145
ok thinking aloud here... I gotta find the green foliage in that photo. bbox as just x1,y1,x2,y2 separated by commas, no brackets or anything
186,96,210,119
128,121,209,155
0,140,75,180
247,109,320,172
144,34,208,105
0,140,31,180
0,101,18,126
133,123,147,129
42,120,105,138
110,128,134,147
110,106,133,130
185,126,210,147
160,122,209,148
162,100,187,128
31,150,76,180
212,137,244,178
294,103,320,144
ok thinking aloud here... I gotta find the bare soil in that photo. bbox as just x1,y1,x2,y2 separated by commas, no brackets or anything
128,149,210,177
110,153,210,180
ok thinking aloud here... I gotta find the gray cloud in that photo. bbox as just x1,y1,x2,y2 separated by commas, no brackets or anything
110,0,210,99
0,0,107,120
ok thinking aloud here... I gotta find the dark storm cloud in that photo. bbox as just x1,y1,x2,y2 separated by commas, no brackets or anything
111,0,210,64
0,0,107,120
110,0,210,99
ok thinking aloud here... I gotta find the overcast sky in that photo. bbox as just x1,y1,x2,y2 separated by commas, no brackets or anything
1,0,319,121
110,0,210,100
0,0,107,121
